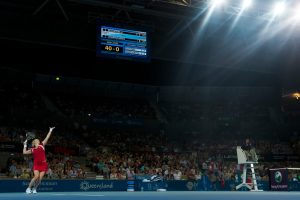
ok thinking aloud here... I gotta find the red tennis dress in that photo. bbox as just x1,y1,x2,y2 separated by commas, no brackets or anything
31,143,48,172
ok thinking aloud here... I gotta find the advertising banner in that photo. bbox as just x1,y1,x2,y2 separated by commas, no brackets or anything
269,169,288,191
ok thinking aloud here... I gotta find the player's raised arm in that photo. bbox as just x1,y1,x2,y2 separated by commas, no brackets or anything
42,127,55,146
23,140,32,155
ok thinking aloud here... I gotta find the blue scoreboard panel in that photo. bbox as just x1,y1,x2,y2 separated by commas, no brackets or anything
96,25,149,61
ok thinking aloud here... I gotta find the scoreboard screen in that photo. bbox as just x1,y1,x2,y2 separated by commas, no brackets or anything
96,25,149,61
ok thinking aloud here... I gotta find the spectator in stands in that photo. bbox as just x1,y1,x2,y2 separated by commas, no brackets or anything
67,167,78,178
126,168,135,180
173,169,182,180
109,168,117,180
20,169,31,179
9,161,17,178
209,172,218,191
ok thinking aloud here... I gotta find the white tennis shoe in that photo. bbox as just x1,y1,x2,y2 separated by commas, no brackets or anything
25,188,32,194
32,189,37,194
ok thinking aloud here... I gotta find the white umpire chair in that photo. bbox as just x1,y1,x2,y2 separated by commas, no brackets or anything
236,146,263,191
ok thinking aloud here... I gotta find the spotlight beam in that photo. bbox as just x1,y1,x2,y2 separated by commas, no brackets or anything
241,0,252,10
273,1,286,16
211,0,226,7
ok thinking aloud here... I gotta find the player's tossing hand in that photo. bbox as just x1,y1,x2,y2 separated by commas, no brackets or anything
23,140,28,148
49,127,55,132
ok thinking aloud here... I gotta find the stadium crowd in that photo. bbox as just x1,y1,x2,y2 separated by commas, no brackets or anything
1,82,300,187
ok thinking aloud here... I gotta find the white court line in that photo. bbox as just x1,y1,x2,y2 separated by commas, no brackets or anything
51,193,105,197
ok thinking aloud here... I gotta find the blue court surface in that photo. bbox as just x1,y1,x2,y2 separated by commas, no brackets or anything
1,191,300,200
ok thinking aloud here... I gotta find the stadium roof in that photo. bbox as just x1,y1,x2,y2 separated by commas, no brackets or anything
0,0,300,87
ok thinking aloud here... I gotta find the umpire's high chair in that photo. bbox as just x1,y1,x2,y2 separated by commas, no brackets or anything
236,146,263,191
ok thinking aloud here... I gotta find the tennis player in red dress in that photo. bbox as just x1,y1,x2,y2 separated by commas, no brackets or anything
23,127,55,194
